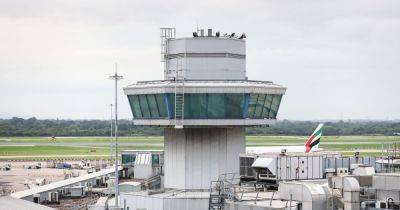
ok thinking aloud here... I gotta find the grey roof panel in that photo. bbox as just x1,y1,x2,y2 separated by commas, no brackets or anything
0,196,55,210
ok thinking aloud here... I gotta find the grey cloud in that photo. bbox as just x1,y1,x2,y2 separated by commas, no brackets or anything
0,0,399,120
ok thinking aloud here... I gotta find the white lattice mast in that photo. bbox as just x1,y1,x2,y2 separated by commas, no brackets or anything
160,28,176,79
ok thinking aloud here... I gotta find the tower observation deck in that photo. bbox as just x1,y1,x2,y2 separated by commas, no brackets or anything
124,28,286,190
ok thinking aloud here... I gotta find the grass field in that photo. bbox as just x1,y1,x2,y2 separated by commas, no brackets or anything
0,136,164,143
1,136,400,159
0,146,109,156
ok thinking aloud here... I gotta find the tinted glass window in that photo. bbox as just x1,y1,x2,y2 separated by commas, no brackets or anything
127,93,282,120
128,95,142,118
254,94,266,118
208,94,226,118
121,154,131,164
261,95,274,118
226,93,244,118
139,95,151,118
152,154,160,165
156,94,168,118
185,94,208,119
269,95,282,118
247,94,259,118
167,93,175,117
147,94,159,118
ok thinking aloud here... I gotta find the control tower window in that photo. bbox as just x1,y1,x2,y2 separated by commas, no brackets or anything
207,94,226,118
127,93,282,120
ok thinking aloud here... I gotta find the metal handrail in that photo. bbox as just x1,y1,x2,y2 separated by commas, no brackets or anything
269,191,276,206
133,79,274,85
254,190,260,204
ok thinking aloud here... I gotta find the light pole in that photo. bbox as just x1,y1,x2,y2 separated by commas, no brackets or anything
110,104,113,163
109,63,123,207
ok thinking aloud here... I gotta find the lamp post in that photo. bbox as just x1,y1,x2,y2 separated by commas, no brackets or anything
108,63,123,207
110,104,113,163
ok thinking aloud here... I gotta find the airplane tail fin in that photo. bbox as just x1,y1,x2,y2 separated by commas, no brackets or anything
305,123,324,153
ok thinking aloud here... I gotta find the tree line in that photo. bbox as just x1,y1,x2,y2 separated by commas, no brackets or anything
0,117,399,137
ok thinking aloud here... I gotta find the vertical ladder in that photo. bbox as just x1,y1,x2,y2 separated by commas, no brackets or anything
174,57,184,129
209,181,224,210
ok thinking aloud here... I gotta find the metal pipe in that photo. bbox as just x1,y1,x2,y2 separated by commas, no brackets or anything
381,143,384,173
269,191,275,206
254,190,259,204
114,69,120,207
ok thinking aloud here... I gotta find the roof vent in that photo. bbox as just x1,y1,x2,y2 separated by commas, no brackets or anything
200,29,204,37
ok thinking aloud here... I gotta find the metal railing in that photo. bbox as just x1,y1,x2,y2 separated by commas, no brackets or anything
0,185,14,196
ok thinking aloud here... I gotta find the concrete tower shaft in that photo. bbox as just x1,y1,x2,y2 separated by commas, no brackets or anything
164,128,245,189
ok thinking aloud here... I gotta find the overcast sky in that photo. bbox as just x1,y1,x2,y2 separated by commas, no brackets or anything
0,0,399,120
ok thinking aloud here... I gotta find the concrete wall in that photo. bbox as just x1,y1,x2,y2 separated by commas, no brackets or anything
373,174,400,202
166,38,246,80
168,38,245,55
166,57,245,80
164,127,245,190
134,165,153,179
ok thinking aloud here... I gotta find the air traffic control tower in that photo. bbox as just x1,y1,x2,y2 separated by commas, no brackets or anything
124,28,286,190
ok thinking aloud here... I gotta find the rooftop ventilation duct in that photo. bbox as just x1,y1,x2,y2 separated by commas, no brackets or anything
331,176,361,210
207,29,212,37
278,181,328,210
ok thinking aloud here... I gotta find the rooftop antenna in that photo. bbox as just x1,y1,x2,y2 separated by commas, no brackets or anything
108,63,123,208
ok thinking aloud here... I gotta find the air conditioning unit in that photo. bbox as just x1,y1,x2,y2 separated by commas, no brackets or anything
33,194,40,203
336,167,349,176
85,182,92,190
47,192,59,203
